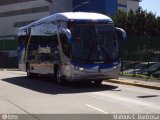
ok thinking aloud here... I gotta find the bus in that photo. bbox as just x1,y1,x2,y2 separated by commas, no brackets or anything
17,12,126,84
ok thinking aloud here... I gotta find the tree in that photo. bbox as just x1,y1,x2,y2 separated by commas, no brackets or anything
112,7,159,37
112,10,127,31
112,8,160,62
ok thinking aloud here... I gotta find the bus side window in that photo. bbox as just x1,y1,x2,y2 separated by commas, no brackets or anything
60,34,71,58
51,35,60,60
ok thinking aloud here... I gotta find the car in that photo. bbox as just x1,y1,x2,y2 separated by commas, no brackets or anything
124,62,147,74
121,61,140,71
137,63,160,75
124,62,156,75
152,71,160,78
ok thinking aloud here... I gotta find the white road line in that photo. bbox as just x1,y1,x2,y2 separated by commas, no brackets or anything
90,92,160,110
86,104,108,114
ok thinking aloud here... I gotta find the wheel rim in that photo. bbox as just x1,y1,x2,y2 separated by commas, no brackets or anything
27,65,30,77
57,71,61,83
95,80,102,85
56,68,64,84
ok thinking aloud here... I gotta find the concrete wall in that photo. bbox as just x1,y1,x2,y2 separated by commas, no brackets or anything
0,0,140,38
0,0,50,37
117,0,139,12
50,0,72,14
0,0,140,41
118,0,127,11
127,0,139,12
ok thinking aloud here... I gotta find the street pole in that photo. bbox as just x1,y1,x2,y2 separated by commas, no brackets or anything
147,36,150,78
73,1,89,11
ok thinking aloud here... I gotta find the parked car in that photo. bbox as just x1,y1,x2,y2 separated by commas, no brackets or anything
152,71,160,78
122,61,140,71
124,62,156,75
137,63,160,75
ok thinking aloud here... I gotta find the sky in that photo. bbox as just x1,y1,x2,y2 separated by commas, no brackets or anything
139,0,160,17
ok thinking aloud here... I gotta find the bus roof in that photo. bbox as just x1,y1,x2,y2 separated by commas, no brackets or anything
18,12,112,30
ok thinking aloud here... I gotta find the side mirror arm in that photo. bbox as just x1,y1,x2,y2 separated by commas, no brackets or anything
115,27,126,41
62,28,72,43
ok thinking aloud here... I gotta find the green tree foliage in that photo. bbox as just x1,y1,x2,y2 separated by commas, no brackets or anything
112,7,160,37
112,8,160,62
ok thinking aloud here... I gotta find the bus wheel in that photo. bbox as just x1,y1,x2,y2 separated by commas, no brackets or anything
54,66,65,84
26,64,33,78
94,80,102,85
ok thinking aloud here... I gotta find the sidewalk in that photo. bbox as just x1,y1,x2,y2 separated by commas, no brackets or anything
0,68,20,71
107,77,160,90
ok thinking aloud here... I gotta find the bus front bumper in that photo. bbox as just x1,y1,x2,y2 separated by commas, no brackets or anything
66,66,120,81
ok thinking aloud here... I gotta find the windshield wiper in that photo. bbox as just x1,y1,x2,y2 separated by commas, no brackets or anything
99,45,111,63
85,45,96,64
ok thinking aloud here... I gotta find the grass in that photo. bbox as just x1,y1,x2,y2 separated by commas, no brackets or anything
120,72,160,81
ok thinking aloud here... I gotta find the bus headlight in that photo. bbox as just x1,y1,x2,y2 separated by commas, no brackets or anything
79,67,84,71
113,66,117,69
71,65,85,71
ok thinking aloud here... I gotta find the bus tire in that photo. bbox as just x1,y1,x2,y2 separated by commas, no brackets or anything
94,80,102,85
54,66,65,84
26,63,33,78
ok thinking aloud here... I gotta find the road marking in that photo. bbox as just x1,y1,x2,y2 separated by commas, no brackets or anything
90,92,160,110
86,104,108,114
0,95,40,120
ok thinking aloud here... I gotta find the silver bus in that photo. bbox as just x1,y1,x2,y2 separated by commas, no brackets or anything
17,12,126,84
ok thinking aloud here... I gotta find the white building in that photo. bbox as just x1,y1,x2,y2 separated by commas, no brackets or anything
118,0,140,12
0,0,140,48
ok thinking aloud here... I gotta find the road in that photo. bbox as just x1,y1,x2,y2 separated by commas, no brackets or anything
0,70,160,115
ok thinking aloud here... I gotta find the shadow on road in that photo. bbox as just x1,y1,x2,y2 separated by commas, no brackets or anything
2,76,118,95
137,95,159,98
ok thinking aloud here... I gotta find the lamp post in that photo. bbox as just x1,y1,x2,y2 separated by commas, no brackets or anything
73,1,90,11
147,35,151,78
144,32,150,78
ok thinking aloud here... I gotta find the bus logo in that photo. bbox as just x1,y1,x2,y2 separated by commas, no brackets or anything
38,45,51,54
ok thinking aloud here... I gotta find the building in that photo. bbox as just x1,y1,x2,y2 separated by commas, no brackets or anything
0,0,140,50
73,0,140,15
118,0,141,12
0,0,52,49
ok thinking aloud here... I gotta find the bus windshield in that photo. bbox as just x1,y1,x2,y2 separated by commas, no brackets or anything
70,23,118,63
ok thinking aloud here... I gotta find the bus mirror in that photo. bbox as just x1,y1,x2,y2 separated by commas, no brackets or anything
62,28,72,43
115,27,126,42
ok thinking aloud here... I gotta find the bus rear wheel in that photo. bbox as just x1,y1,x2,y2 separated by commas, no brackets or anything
94,80,103,85
54,66,65,84
26,64,33,78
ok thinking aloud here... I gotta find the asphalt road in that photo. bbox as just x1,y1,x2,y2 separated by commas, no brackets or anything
0,70,160,115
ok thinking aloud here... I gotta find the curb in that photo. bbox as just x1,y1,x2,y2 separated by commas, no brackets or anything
0,69,20,71
106,79,160,90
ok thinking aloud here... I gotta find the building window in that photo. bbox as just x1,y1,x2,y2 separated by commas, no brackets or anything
0,6,49,18
0,0,35,6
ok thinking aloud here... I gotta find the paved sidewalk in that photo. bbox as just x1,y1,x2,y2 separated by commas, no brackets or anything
107,77,160,90
0,68,20,71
